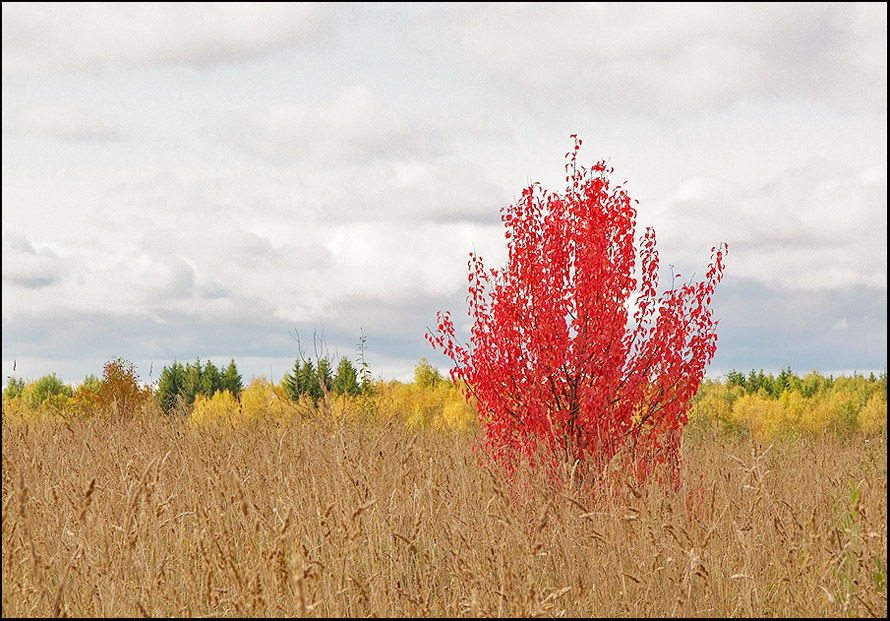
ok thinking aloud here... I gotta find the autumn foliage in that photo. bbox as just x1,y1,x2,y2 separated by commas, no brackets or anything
428,136,727,487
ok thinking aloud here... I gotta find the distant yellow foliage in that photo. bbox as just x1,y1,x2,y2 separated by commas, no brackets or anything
190,379,298,427
374,377,476,431
190,390,239,426
859,392,888,435
689,375,886,440
730,392,784,437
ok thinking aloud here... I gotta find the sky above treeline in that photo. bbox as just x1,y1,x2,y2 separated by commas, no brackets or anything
2,2,887,387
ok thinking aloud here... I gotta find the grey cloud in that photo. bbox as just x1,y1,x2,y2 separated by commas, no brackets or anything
285,285,473,378
142,219,332,277
708,277,886,376
1,230,64,288
149,254,198,299
3,265,884,386
2,232,203,327
1,307,299,383
198,279,230,301
132,215,340,324
1,287,447,385
344,160,508,224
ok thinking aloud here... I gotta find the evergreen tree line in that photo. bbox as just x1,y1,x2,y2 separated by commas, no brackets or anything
156,358,244,412
280,356,365,402
154,355,367,413
724,367,887,399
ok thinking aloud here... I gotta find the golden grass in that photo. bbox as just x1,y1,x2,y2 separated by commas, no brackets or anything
2,411,886,617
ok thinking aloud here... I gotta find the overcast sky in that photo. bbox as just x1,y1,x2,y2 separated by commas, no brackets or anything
2,2,887,388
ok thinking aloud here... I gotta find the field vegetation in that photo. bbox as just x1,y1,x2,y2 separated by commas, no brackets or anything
2,359,887,617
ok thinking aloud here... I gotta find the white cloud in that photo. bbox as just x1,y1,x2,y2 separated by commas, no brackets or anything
236,86,440,164
11,104,122,141
1,3,330,74
650,161,887,291
322,221,502,300
445,3,886,113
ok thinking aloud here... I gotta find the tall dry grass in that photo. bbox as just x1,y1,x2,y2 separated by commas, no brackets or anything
2,411,886,617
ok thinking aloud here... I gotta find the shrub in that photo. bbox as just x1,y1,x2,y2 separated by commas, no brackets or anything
26,373,73,409
3,376,25,401
97,357,151,417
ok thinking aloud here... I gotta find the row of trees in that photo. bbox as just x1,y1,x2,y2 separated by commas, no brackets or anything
724,367,887,399
3,353,373,416
188,358,470,429
156,355,371,413
2,356,885,437
690,370,887,437
280,356,365,403
156,359,243,412
3,357,152,418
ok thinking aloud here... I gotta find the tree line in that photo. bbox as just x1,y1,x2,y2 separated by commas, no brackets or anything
3,353,372,416
723,367,887,399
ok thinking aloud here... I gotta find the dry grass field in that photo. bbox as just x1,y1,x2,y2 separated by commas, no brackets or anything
2,411,886,617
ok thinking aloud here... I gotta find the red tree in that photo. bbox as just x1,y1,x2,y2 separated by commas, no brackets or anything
427,136,727,488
